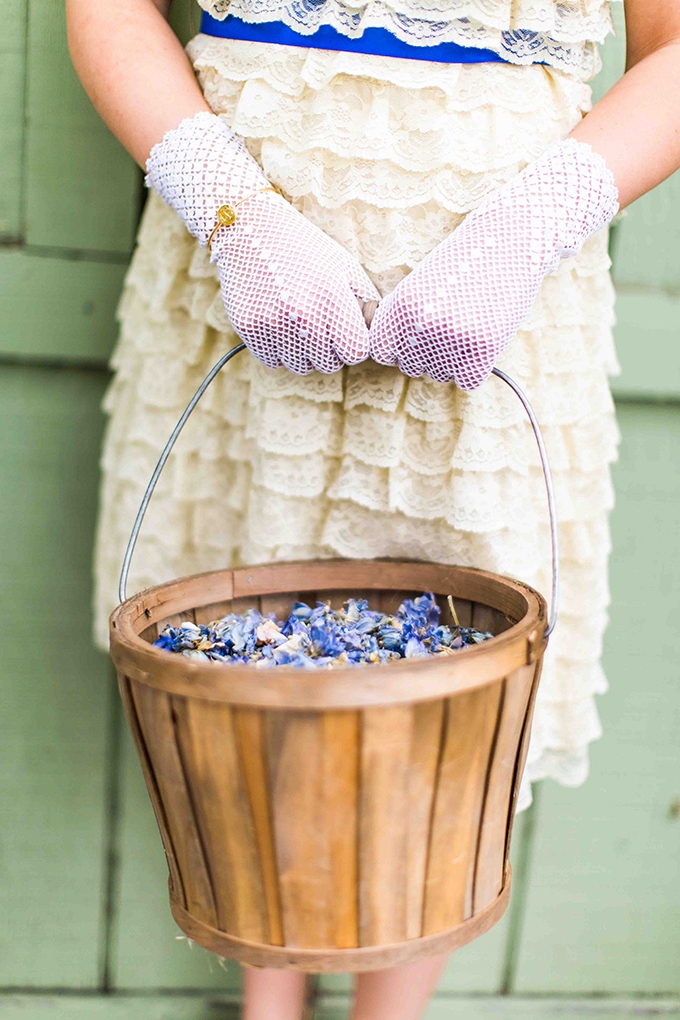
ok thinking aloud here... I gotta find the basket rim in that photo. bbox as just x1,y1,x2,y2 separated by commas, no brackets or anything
110,558,548,708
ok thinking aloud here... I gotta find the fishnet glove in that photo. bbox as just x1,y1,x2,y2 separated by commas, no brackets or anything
370,139,619,390
146,112,379,374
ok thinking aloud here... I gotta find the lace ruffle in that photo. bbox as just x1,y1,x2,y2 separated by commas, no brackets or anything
197,0,620,78
96,39,619,807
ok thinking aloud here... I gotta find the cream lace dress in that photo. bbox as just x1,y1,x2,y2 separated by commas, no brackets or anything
95,0,622,809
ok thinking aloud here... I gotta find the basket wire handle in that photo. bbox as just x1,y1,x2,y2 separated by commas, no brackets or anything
118,346,559,639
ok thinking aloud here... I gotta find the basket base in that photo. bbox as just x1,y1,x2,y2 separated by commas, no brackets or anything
170,867,511,972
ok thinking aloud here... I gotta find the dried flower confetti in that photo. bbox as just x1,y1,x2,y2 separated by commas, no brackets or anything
153,593,493,668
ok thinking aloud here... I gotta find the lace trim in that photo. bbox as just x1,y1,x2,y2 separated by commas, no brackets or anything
196,0,618,77
96,40,618,803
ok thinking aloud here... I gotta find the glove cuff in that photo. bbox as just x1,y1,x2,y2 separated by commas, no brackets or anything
145,111,262,247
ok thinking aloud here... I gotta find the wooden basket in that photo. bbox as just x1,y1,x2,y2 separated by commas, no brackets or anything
110,558,547,971
109,346,558,972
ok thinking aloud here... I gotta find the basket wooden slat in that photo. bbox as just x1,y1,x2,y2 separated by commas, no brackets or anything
131,682,218,927
406,701,443,940
111,558,547,971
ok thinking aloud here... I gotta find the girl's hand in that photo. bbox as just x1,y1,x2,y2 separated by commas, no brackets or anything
369,139,619,390
146,112,379,374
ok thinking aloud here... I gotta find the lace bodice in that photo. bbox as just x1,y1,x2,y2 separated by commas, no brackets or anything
197,0,621,77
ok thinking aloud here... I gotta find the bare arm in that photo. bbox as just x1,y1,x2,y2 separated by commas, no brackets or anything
66,0,210,167
572,0,680,208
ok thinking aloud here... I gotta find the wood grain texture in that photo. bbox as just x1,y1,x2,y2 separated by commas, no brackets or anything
130,681,218,927
472,603,498,636
322,711,360,948
172,698,269,941
117,676,186,910
113,558,547,969
260,593,298,622
110,561,546,709
611,291,680,401
359,705,413,946
169,873,510,971
2,992,679,1020
24,0,139,253
0,0,27,239
515,405,680,994
234,708,284,946
406,700,445,939
266,712,334,947
423,682,504,934
474,666,534,913
111,722,241,990
612,175,680,292
193,601,235,625
0,249,125,362
0,366,110,987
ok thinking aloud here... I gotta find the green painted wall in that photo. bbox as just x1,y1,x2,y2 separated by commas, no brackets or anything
0,1,678,1016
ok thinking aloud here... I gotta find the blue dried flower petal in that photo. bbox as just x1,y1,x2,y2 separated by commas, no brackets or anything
155,592,492,668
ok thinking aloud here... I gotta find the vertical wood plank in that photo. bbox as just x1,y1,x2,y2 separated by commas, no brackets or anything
0,250,126,362
266,712,333,948
118,676,185,908
24,0,140,253
359,705,413,946
406,700,446,939
0,366,111,986
423,682,504,935
158,609,196,631
444,598,473,629
474,666,535,913
260,593,296,622
514,405,680,993
112,723,241,989
322,711,360,948
0,0,27,239
172,698,269,941
234,708,284,946
194,601,234,625
472,603,497,635
130,682,218,927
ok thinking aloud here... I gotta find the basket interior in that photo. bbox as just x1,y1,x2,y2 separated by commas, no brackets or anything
141,587,517,646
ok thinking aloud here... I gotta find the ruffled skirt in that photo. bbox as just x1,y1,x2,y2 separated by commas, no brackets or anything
94,38,619,809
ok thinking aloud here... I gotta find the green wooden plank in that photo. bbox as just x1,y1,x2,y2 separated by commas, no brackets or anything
612,174,680,292
318,999,680,1020
0,365,112,987
318,914,510,997
592,1,680,292
110,725,241,990
24,0,140,254
513,404,680,994
590,1,625,105
170,0,199,46
0,250,125,362
0,0,27,239
611,290,680,401
1,998,678,1020
0,996,239,1019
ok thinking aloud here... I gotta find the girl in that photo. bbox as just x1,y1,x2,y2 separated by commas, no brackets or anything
68,0,680,1016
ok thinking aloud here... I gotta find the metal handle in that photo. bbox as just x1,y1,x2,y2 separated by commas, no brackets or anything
118,348,558,638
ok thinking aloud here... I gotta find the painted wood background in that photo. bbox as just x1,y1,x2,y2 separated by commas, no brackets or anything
0,2,678,1016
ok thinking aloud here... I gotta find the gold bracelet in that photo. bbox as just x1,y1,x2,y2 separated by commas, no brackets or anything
207,187,279,252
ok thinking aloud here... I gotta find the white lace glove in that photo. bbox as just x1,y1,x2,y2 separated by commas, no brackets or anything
369,139,619,390
146,112,379,374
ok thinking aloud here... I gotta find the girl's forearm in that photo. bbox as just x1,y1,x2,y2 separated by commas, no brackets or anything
66,0,210,167
572,13,680,209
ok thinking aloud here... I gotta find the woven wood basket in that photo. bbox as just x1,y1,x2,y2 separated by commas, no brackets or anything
109,345,558,972
111,558,548,971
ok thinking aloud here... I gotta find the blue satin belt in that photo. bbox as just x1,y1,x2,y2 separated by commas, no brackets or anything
200,9,509,63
